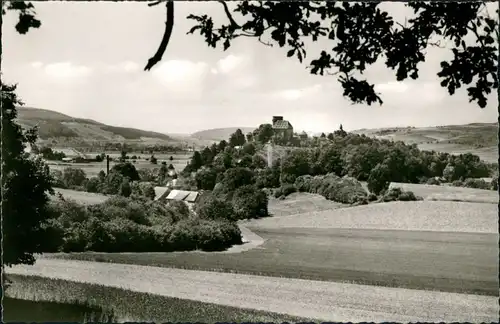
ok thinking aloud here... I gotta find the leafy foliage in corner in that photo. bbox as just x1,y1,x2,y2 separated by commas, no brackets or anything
187,2,498,108
2,83,54,266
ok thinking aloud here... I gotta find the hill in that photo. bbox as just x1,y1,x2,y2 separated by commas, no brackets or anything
16,107,180,146
352,123,498,163
191,127,255,142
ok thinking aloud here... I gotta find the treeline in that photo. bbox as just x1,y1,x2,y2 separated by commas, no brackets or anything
184,131,498,200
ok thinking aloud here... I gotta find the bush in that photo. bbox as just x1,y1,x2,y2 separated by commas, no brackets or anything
195,167,217,190
294,175,313,192
426,177,441,185
492,176,498,191
255,167,280,189
380,187,422,202
273,183,297,198
232,185,269,219
462,178,491,190
195,194,235,221
367,163,391,195
62,167,87,188
295,174,367,204
45,196,242,253
111,162,140,181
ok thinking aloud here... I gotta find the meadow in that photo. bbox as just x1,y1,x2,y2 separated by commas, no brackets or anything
53,188,108,205
389,182,498,204
4,274,312,323
45,190,499,297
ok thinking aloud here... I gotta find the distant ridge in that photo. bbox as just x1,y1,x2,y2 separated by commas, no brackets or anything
16,106,175,143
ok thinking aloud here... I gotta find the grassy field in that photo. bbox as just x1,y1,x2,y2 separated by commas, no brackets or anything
45,194,499,296
47,152,191,177
354,123,498,163
258,200,497,233
389,182,498,204
4,274,311,323
268,192,345,216
52,188,108,205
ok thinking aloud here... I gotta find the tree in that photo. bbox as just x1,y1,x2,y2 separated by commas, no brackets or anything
242,142,256,156
62,167,87,188
195,193,235,221
111,162,140,181
86,177,101,193
231,185,269,219
217,140,228,152
150,155,158,164
200,147,214,166
246,132,253,143
119,178,132,197
186,151,203,172
2,83,54,267
229,128,246,147
195,167,218,190
367,163,392,195
254,124,274,143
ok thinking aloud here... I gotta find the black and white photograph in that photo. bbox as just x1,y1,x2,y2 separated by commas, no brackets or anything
1,0,499,322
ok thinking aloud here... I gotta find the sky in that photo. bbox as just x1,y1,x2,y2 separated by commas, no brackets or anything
3,1,498,134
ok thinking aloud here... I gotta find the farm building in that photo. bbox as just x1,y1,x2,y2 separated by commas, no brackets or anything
54,147,89,162
272,116,294,142
154,186,171,201
167,189,200,209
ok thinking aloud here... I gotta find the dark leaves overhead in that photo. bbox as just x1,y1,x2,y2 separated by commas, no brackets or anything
2,1,41,34
186,1,498,108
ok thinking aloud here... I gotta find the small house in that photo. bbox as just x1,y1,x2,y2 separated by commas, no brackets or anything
165,189,200,209
154,186,171,201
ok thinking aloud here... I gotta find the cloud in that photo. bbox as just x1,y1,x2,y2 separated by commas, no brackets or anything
43,62,92,79
375,81,409,93
150,59,210,95
30,61,43,69
274,84,323,101
105,61,140,73
215,54,245,74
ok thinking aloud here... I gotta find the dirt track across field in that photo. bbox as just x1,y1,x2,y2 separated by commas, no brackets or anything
6,259,498,323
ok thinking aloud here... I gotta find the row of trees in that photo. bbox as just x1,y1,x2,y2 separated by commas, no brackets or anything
185,129,495,197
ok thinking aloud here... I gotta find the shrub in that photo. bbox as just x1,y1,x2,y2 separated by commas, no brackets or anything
294,175,313,192
255,167,280,189
463,178,491,190
367,163,391,195
111,162,140,181
49,197,242,253
195,194,235,221
426,177,441,185
380,187,422,202
451,180,464,187
274,183,297,198
296,174,367,204
232,185,268,219
62,167,87,188
492,176,498,191
195,167,217,190
86,177,101,193
167,200,191,219
119,179,132,197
